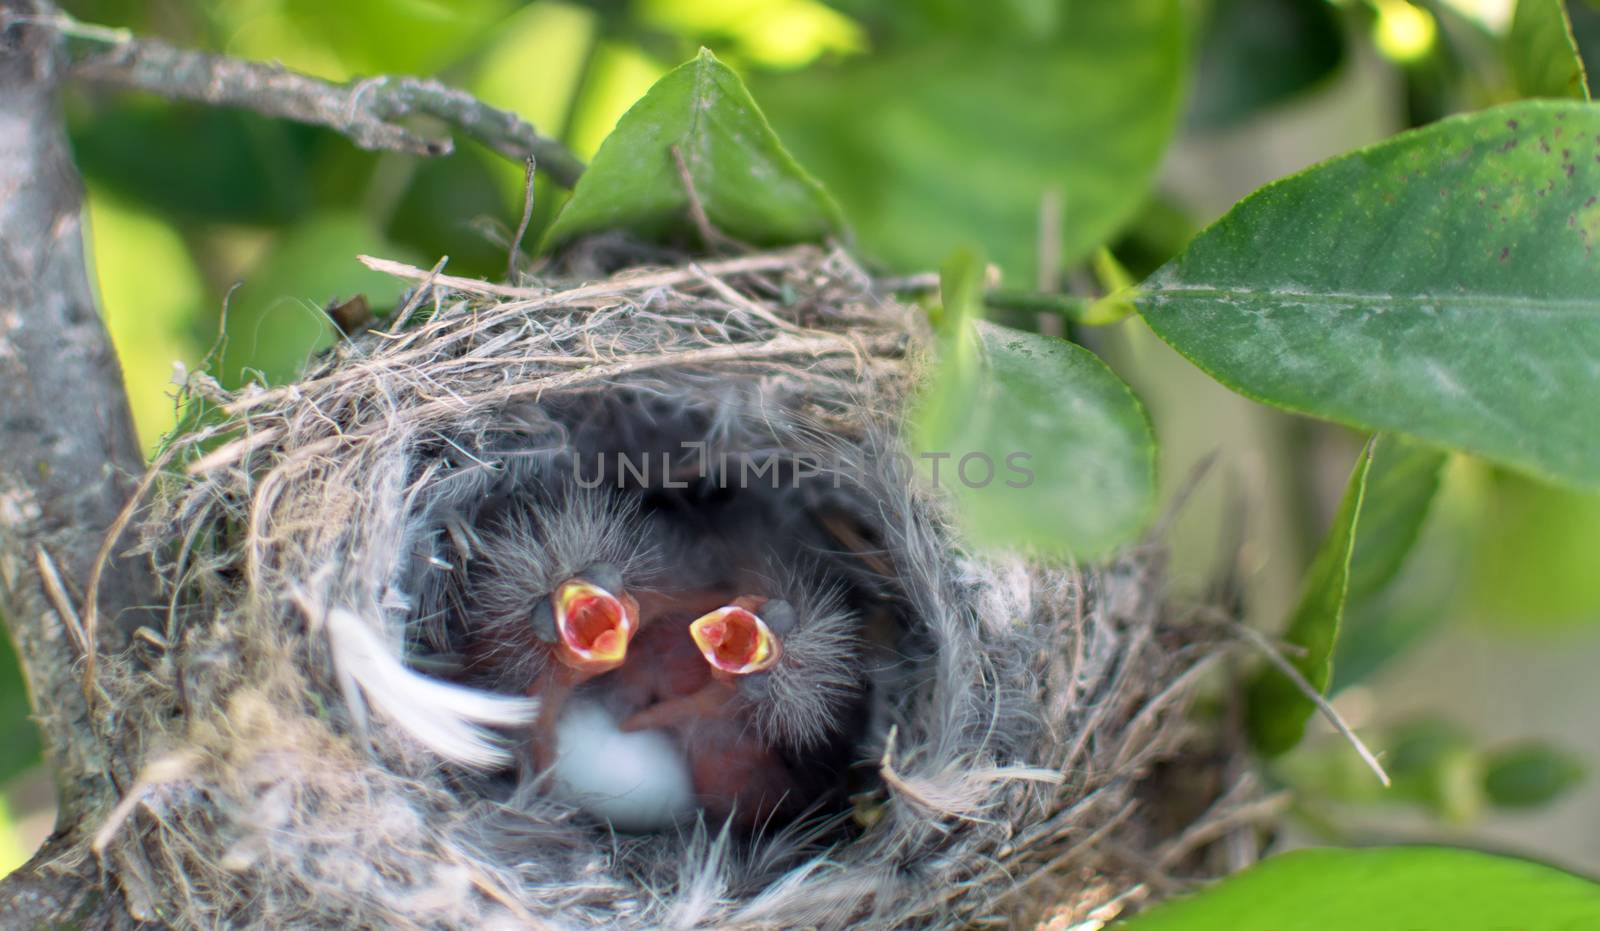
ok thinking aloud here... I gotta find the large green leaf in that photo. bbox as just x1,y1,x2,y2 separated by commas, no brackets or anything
1246,441,1371,754
543,49,844,250
756,0,1185,283
913,253,1156,559
1138,101,1600,491
1507,0,1590,101
1115,847,1600,930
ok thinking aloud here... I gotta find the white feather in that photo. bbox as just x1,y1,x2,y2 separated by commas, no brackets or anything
547,699,695,833
325,607,537,768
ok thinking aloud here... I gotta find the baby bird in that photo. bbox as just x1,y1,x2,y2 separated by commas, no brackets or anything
607,550,865,829
464,481,658,767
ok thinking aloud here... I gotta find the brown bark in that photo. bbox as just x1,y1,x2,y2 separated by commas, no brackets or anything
0,1,158,924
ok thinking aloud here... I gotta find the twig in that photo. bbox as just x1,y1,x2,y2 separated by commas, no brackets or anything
358,250,812,300
1147,449,1220,539
508,156,538,279
388,257,451,335
30,9,586,187
1155,789,1292,869
688,262,803,333
34,545,88,656
876,271,1101,325
671,143,750,253
1226,621,1391,787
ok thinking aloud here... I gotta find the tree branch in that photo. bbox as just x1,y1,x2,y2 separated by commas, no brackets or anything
0,2,171,922
38,8,587,188
0,0,159,827
0,832,134,930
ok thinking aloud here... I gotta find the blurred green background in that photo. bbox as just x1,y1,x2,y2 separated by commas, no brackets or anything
6,0,1600,879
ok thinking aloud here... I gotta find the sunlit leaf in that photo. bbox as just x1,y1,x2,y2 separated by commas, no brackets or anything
1115,846,1600,930
544,49,844,250
1507,0,1589,100
86,190,206,452
635,0,865,69
1312,435,1449,690
1139,101,1600,491
1471,469,1600,630
1247,441,1372,755
756,0,1185,282
279,0,517,77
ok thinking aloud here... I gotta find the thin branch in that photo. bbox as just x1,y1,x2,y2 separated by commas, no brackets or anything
1225,620,1391,787
875,271,1103,325
507,156,537,279
28,9,586,188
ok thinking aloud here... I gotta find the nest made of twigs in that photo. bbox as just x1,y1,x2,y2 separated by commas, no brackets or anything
81,242,1256,930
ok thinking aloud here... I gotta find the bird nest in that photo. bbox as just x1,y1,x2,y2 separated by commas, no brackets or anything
85,242,1254,929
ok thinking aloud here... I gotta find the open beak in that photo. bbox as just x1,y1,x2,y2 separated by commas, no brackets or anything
688,603,782,676
551,579,637,674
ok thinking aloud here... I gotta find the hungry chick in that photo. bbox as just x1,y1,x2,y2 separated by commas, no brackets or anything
464,479,657,767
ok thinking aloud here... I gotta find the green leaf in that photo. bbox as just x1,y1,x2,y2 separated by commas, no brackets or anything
1115,847,1600,930
1322,436,1451,690
756,0,1185,282
936,246,986,337
911,320,1157,560
543,49,844,250
1507,0,1590,101
1247,441,1373,755
280,0,516,77
70,104,319,225
1383,718,1487,823
1470,469,1600,630
0,624,41,784
1484,743,1587,808
1337,447,1477,689
1345,436,1448,600
1138,101,1600,491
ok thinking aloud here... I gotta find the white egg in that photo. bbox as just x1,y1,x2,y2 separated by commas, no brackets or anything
546,699,695,832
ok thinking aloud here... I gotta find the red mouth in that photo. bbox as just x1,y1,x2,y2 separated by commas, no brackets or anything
553,580,635,671
688,605,781,675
